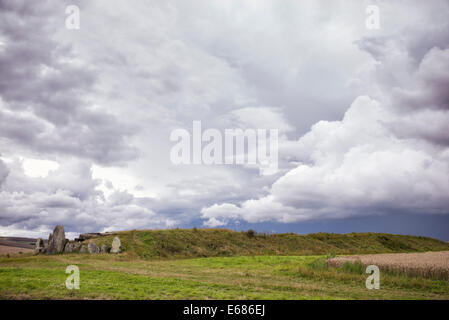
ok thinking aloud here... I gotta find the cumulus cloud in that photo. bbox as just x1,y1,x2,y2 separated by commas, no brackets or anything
391,48,449,112
202,94,449,226
202,8,449,226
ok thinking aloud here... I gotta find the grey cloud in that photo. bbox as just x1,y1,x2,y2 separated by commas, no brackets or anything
0,159,168,235
202,1,449,226
2,1,449,237
0,159,9,186
0,105,46,142
0,0,138,165
354,7,449,147
2,160,99,202
391,48,449,112
202,96,449,226
389,109,449,147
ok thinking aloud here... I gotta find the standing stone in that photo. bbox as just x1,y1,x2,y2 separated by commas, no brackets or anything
73,242,82,252
47,233,54,254
34,238,44,254
88,241,100,254
64,242,74,253
79,245,86,253
110,236,121,253
46,225,66,254
54,226,67,253
100,244,108,253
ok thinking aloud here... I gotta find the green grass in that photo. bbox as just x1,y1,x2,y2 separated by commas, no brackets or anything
1,253,448,299
83,229,449,260
1,229,448,299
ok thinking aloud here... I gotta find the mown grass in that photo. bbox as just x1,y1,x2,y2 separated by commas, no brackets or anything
82,229,449,260
0,253,448,300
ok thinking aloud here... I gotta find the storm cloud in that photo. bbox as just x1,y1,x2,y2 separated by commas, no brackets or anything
0,0,448,238
0,0,138,165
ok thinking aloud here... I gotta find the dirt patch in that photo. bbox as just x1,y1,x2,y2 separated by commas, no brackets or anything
328,251,449,280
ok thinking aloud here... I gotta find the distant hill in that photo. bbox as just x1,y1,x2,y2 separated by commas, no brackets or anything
0,237,37,255
0,237,36,249
84,228,449,260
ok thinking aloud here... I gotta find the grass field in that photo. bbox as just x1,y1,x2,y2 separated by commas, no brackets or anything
1,253,449,299
1,229,449,300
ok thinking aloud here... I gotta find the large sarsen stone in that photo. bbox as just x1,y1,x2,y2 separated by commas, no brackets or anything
110,236,121,253
88,241,100,254
34,238,44,254
46,225,66,254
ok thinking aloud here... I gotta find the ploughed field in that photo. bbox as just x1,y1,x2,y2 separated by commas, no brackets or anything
0,237,35,254
0,245,33,255
1,229,449,299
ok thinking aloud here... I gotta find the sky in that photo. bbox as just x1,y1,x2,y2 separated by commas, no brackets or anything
0,0,448,240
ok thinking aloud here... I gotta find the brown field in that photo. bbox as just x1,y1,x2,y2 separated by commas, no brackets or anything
328,251,449,280
0,236,35,255
0,245,33,255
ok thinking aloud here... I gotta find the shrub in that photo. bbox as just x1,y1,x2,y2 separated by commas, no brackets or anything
340,261,365,274
307,257,328,270
246,229,256,238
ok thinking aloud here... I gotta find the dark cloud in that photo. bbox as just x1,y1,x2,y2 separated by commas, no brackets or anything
354,6,449,147
0,159,9,186
393,48,449,111
0,0,138,165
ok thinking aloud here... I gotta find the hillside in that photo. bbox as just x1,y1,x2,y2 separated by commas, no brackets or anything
0,237,36,249
0,237,36,254
84,229,449,259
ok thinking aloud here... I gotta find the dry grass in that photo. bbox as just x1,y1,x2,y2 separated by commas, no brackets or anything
328,251,449,280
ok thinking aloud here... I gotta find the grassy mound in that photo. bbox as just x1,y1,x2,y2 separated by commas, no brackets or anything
84,228,449,260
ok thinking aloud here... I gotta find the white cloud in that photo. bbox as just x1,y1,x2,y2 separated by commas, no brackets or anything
22,158,59,178
203,217,227,228
202,94,449,225
200,4,449,227
229,107,294,133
